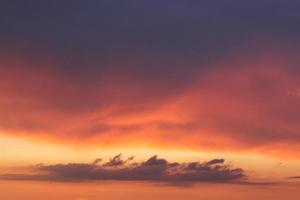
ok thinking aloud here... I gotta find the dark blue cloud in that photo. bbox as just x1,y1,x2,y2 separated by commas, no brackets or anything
1,0,299,61
1,0,299,92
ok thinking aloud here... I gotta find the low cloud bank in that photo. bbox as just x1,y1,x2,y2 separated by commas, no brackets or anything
0,154,246,184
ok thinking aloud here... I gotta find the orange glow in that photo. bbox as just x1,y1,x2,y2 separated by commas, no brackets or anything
1,180,300,200
0,40,300,195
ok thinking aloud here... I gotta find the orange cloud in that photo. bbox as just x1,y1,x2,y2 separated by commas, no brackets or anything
1,43,300,158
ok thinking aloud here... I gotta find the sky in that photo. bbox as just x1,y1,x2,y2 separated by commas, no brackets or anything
1,1,300,199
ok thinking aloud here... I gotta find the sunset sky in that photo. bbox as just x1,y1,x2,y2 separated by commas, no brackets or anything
1,1,300,199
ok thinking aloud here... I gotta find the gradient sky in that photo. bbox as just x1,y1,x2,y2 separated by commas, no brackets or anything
1,1,300,199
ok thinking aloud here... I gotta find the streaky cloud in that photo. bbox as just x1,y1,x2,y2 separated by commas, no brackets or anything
287,176,300,179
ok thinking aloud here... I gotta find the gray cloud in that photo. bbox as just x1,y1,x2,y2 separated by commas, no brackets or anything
0,155,246,185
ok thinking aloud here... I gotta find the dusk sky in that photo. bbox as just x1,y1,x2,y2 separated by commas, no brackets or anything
1,1,300,199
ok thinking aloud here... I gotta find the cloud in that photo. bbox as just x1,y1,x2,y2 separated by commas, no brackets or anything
206,159,225,165
0,1,300,158
1,46,300,159
0,155,246,185
287,176,300,179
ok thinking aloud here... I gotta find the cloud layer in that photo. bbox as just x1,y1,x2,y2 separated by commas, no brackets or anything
0,155,245,184
1,45,300,158
0,1,300,158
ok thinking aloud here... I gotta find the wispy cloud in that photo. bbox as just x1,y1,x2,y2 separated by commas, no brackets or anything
287,176,300,179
